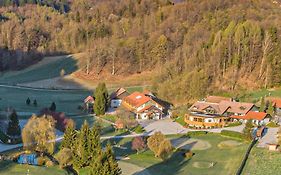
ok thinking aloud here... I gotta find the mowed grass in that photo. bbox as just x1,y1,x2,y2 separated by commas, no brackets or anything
239,88,281,103
0,55,78,84
105,133,248,175
0,86,89,115
0,161,67,175
243,147,281,175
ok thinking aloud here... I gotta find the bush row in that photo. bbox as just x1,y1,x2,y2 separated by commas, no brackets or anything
220,130,244,140
186,131,208,137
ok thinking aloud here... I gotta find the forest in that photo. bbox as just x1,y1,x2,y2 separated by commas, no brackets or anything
1,0,281,103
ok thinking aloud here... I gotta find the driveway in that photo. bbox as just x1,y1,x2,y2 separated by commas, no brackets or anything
257,127,279,148
139,118,245,135
139,118,189,135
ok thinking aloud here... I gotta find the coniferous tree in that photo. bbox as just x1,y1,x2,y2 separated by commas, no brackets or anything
26,97,31,105
76,120,91,168
102,142,122,175
7,110,21,136
49,102,57,112
259,97,266,112
243,119,254,140
94,82,108,116
61,123,76,150
33,99,37,107
267,101,275,117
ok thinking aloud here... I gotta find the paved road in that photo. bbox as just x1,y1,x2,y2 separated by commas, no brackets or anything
257,127,279,147
139,118,245,135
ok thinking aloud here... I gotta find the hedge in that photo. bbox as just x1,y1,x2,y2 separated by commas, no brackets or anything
220,130,244,140
187,131,208,137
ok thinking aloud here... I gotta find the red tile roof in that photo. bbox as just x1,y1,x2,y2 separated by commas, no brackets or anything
123,92,151,108
230,111,269,121
272,99,281,108
137,105,163,113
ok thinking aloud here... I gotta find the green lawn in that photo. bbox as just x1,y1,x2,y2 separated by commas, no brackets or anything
243,147,281,175
174,116,186,127
0,55,78,84
0,161,67,175
238,88,281,103
105,133,248,175
0,86,89,115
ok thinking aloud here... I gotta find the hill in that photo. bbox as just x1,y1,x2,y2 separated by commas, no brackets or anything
1,0,281,103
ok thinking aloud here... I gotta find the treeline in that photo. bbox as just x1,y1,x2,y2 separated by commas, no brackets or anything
1,0,281,102
0,0,69,12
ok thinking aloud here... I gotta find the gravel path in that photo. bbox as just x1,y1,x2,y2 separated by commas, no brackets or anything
257,127,279,147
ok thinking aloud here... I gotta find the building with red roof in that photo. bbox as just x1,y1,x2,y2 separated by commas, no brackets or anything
230,111,271,125
122,92,164,120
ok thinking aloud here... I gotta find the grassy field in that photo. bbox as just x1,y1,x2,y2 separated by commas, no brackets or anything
0,55,78,84
103,133,248,175
243,147,281,175
0,86,89,115
0,161,67,175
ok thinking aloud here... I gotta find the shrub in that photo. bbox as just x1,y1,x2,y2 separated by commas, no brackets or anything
37,156,45,166
187,131,208,137
46,160,54,167
266,121,280,128
133,125,144,134
225,121,242,127
184,151,193,159
221,130,244,140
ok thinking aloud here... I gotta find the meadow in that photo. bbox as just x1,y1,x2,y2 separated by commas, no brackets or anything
243,147,281,175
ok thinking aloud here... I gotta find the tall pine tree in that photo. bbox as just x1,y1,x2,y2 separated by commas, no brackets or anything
94,82,108,116
7,110,21,136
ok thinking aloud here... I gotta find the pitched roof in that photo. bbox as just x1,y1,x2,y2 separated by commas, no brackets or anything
123,92,151,108
219,101,254,115
272,99,281,108
190,100,254,115
84,96,94,103
110,87,129,99
205,96,232,103
137,105,163,113
189,101,229,115
230,111,269,121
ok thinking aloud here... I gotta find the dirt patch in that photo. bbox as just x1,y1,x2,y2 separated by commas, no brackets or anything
171,138,211,151
217,140,242,149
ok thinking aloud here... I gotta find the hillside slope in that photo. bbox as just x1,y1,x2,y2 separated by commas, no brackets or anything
1,0,281,103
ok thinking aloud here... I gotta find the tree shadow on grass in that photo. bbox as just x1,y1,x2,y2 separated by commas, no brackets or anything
133,151,191,175
0,160,17,173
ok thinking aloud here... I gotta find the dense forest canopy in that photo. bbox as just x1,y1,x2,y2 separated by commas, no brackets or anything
1,0,281,103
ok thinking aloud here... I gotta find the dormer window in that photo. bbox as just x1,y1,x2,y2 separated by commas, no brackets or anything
240,106,246,110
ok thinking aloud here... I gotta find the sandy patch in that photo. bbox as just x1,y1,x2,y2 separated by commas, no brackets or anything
171,138,211,151
192,161,215,169
217,140,242,149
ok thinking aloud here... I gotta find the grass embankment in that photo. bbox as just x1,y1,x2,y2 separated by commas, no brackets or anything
243,148,281,174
